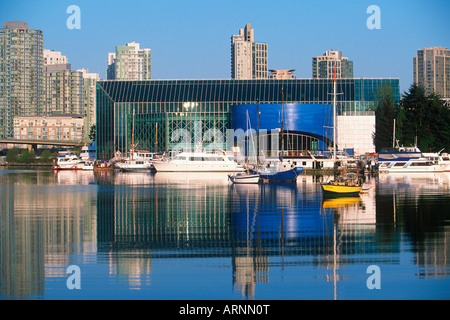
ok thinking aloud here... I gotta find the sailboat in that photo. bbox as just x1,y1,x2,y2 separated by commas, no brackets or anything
257,91,298,182
228,109,260,184
114,108,153,172
321,66,362,195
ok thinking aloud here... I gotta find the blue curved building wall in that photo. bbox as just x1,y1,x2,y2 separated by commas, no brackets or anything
231,103,333,151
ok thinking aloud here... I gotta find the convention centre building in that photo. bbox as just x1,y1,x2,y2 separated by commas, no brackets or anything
96,78,399,160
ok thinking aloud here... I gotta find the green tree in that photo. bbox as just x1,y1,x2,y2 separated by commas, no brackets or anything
17,149,36,163
373,84,398,152
39,149,52,163
428,93,450,151
400,84,450,152
6,148,19,163
400,84,428,148
89,124,96,140
395,105,406,145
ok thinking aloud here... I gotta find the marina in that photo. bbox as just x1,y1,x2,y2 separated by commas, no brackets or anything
1,167,449,300
1,2,449,304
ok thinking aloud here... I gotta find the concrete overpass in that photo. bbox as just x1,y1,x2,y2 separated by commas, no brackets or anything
0,138,91,150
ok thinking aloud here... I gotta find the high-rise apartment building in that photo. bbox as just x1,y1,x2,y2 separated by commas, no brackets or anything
44,49,68,65
231,24,268,79
107,42,151,80
77,68,99,139
413,46,450,98
44,63,83,115
312,50,353,79
0,21,45,138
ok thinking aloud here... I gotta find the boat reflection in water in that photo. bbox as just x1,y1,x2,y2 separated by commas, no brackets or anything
322,196,362,209
228,182,335,298
2,169,450,300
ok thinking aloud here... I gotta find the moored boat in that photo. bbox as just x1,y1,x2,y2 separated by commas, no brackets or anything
228,172,260,184
54,153,85,170
378,146,422,162
114,150,155,172
321,173,362,196
378,157,445,173
152,150,244,172
114,159,153,172
257,162,298,182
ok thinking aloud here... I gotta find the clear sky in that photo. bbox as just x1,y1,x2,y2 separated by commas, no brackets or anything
1,0,449,93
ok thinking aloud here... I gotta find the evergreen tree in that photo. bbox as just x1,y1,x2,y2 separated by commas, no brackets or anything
17,149,36,163
400,84,450,152
39,149,52,163
373,85,398,152
6,148,19,163
400,84,427,148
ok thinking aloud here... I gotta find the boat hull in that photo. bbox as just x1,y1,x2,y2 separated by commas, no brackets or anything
228,173,260,184
152,161,243,172
321,183,362,195
259,169,298,182
54,163,85,170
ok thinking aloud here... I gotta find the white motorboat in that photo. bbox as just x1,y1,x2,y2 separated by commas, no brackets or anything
423,151,450,173
378,157,446,173
115,159,153,172
114,150,154,172
152,150,244,172
82,161,94,171
80,141,96,162
54,153,85,170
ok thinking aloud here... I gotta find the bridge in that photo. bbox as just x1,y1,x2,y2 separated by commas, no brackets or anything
0,138,91,150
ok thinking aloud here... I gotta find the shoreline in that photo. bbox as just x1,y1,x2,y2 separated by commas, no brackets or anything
0,163,53,167
0,163,378,175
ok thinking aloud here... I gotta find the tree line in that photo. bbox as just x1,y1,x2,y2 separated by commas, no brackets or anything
5,147,81,164
5,148,57,164
374,84,450,153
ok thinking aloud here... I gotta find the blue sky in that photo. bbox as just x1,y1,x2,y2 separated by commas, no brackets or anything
1,0,449,93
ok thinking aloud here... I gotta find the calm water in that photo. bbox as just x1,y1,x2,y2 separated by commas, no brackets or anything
1,168,450,300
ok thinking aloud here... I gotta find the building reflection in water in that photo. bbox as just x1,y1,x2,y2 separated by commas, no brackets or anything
1,170,450,299
377,173,450,279
96,172,232,290
0,170,97,298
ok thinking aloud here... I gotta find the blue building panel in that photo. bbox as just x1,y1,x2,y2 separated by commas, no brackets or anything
231,103,333,152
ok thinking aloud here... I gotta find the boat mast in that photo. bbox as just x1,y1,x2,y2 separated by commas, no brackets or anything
281,87,284,161
256,99,260,166
246,109,249,172
333,65,337,162
155,122,158,153
392,119,396,148
131,107,135,160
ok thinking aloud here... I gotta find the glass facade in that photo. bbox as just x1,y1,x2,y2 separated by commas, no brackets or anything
96,78,399,160
231,103,333,158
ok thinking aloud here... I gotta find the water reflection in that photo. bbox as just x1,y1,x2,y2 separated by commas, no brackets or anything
1,169,449,299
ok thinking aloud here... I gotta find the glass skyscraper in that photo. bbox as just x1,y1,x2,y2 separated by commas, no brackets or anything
96,78,399,160
0,21,44,138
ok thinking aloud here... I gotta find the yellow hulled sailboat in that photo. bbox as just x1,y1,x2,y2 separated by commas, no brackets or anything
321,65,362,196
321,174,362,196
